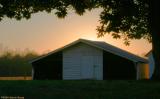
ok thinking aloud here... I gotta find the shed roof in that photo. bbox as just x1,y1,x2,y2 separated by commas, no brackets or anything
30,39,148,63
145,50,152,56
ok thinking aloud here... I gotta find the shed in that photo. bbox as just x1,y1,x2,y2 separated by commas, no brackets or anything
30,39,148,80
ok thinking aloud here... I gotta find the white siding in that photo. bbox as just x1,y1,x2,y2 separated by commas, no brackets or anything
32,68,34,80
148,53,155,78
63,43,103,80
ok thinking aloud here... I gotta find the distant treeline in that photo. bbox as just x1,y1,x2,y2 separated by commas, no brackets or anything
0,49,39,77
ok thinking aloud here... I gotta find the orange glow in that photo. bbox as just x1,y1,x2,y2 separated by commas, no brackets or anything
0,9,151,56
138,64,149,79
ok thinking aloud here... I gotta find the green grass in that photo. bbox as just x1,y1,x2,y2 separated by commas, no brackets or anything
0,80,160,99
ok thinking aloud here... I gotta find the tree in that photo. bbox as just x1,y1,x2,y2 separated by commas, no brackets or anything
0,0,159,79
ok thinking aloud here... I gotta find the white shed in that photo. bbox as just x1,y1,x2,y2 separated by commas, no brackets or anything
63,43,103,80
30,39,148,80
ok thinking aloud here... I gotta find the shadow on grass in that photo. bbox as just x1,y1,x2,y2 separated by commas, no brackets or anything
0,80,160,99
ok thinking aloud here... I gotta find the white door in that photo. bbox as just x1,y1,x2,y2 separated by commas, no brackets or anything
93,56,103,80
93,65,99,79
81,56,93,79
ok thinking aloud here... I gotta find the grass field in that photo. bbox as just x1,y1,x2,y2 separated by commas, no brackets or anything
0,80,160,99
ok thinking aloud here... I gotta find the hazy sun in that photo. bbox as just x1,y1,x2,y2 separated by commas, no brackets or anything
79,32,104,41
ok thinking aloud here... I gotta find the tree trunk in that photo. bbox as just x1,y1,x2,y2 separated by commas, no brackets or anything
149,0,160,80
151,31,160,80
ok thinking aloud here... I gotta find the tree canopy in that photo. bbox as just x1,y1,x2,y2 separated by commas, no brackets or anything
0,0,151,44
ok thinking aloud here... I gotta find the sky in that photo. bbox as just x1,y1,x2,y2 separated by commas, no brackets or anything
0,9,151,56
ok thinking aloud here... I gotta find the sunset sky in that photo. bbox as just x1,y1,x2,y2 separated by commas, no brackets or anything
0,9,151,56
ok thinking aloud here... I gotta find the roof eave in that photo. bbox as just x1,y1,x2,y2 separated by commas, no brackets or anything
30,39,148,64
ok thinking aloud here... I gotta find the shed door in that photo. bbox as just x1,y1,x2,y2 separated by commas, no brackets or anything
81,56,93,79
93,65,99,79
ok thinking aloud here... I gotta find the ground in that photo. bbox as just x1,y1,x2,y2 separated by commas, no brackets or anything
0,80,160,99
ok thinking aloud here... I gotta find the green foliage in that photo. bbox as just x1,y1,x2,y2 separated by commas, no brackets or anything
96,0,151,44
0,50,38,76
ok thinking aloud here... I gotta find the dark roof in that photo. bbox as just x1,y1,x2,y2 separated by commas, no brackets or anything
145,50,152,56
